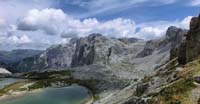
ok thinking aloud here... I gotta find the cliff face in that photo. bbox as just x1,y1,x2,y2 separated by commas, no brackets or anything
167,26,187,60
177,15,200,64
15,43,76,72
185,15,200,62
71,33,144,67
71,34,96,67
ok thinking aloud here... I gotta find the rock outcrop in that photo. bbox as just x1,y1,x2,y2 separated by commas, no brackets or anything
166,26,187,60
177,14,200,64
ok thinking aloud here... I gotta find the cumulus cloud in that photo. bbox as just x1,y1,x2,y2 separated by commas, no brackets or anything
17,8,136,38
7,35,32,44
179,16,193,29
17,8,191,40
17,8,67,35
0,33,32,44
135,16,192,39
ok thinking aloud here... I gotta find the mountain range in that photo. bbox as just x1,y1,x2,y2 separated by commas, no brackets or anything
1,13,200,104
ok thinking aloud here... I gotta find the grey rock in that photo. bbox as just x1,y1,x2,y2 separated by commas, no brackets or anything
15,43,75,72
194,76,200,84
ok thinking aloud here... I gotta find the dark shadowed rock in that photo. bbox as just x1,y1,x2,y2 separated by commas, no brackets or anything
118,38,143,44
136,40,159,58
71,34,96,67
135,83,149,97
176,14,200,64
166,26,188,60
194,76,200,84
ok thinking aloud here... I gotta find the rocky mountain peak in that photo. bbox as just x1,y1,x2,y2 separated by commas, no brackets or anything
136,26,186,58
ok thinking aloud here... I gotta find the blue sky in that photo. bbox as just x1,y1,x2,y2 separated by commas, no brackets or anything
55,0,200,22
0,0,199,50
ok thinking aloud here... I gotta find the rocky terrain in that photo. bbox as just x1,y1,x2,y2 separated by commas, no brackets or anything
91,14,200,104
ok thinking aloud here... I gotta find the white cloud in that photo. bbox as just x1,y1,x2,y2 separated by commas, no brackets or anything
17,8,192,40
134,16,192,39
189,0,200,6
18,8,68,35
135,27,166,39
94,18,136,37
179,16,193,29
17,8,136,38
7,34,32,44
0,33,32,44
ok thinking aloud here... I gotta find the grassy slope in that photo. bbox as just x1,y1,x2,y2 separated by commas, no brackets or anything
149,59,200,104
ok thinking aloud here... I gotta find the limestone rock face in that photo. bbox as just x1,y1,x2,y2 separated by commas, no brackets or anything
71,34,96,67
15,43,76,72
136,40,159,58
41,44,75,68
185,15,200,62
166,26,187,60
71,33,144,67
177,15,200,64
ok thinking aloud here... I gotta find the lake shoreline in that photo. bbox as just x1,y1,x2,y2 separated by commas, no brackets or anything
0,85,94,104
0,89,42,101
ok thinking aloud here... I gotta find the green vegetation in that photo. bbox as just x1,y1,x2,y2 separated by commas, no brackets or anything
0,80,31,96
93,94,100,101
148,59,200,104
0,70,98,98
155,77,195,104
28,78,98,92
23,70,71,79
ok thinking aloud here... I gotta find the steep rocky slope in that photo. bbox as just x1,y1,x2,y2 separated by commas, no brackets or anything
94,14,200,104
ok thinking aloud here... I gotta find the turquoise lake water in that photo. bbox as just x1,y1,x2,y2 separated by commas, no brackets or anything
0,78,91,104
